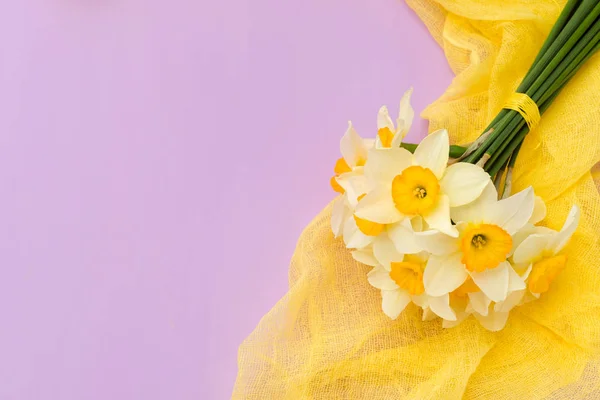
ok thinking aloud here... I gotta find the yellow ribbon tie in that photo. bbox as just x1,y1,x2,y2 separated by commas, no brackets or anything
503,92,541,130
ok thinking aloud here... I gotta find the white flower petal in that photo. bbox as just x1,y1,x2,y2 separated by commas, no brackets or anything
440,163,490,207
474,309,509,332
484,187,534,235
421,307,438,321
442,311,469,328
507,264,527,292
529,196,547,224
468,291,491,316
367,267,397,290
423,195,458,237
513,234,552,265
354,186,403,224
451,182,498,223
494,289,525,313
423,253,468,296
396,88,414,139
551,205,580,253
340,121,368,167
429,294,457,321
351,249,379,267
411,294,429,308
336,170,369,207
331,197,350,238
387,219,422,254
413,129,449,179
343,216,374,249
381,289,411,320
522,264,533,280
469,261,510,302
364,147,412,184
373,235,404,270
414,230,460,256
377,106,395,131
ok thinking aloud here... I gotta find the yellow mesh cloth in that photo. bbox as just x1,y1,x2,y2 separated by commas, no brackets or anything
233,0,600,398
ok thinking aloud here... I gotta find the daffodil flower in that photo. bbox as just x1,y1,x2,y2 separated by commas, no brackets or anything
375,88,414,149
330,122,371,198
367,253,456,321
418,183,534,303
354,129,490,237
342,201,423,253
512,205,580,295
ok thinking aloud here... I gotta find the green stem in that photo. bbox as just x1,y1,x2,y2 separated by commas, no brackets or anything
400,143,467,159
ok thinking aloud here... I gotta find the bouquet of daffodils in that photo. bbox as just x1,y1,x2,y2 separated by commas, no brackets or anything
330,90,579,331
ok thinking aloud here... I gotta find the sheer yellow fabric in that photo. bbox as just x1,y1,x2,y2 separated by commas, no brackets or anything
233,0,600,398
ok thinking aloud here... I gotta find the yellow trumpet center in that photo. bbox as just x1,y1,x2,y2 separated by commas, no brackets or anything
528,254,567,294
389,255,426,295
460,224,513,272
353,215,385,236
391,166,440,215
377,127,395,148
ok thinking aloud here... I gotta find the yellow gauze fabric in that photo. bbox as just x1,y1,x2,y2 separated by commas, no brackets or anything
233,0,600,398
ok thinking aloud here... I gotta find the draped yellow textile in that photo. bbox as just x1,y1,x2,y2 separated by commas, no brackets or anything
233,0,600,398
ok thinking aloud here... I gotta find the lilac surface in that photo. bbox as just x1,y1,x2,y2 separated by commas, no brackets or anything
0,1,452,399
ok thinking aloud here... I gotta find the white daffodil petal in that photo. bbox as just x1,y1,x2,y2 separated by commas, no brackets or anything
443,311,469,328
494,289,525,313
377,106,395,132
397,87,414,138
381,289,411,320
351,249,379,267
331,197,350,238
373,235,404,270
429,294,457,321
551,205,580,253
474,309,509,332
423,253,468,296
469,261,510,302
507,264,527,292
340,122,368,167
336,170,369,207
423,195,458,237
530,196,547,224
440,163,490,207
343,216,374,249
513,234,552,265
387,219,422,254
421,307,438,321
413,129,449,179
522,264,533,280
411,294,429,308
414,230,460,256
485,187,534,235
354,187,403,224
367,267,398,290
468,291,491,316
451,182,498,224
364,147,412,184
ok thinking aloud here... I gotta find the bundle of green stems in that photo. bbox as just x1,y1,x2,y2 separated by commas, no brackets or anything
403,0,600,192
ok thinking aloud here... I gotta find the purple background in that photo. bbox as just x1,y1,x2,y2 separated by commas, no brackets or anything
0,1,452,399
